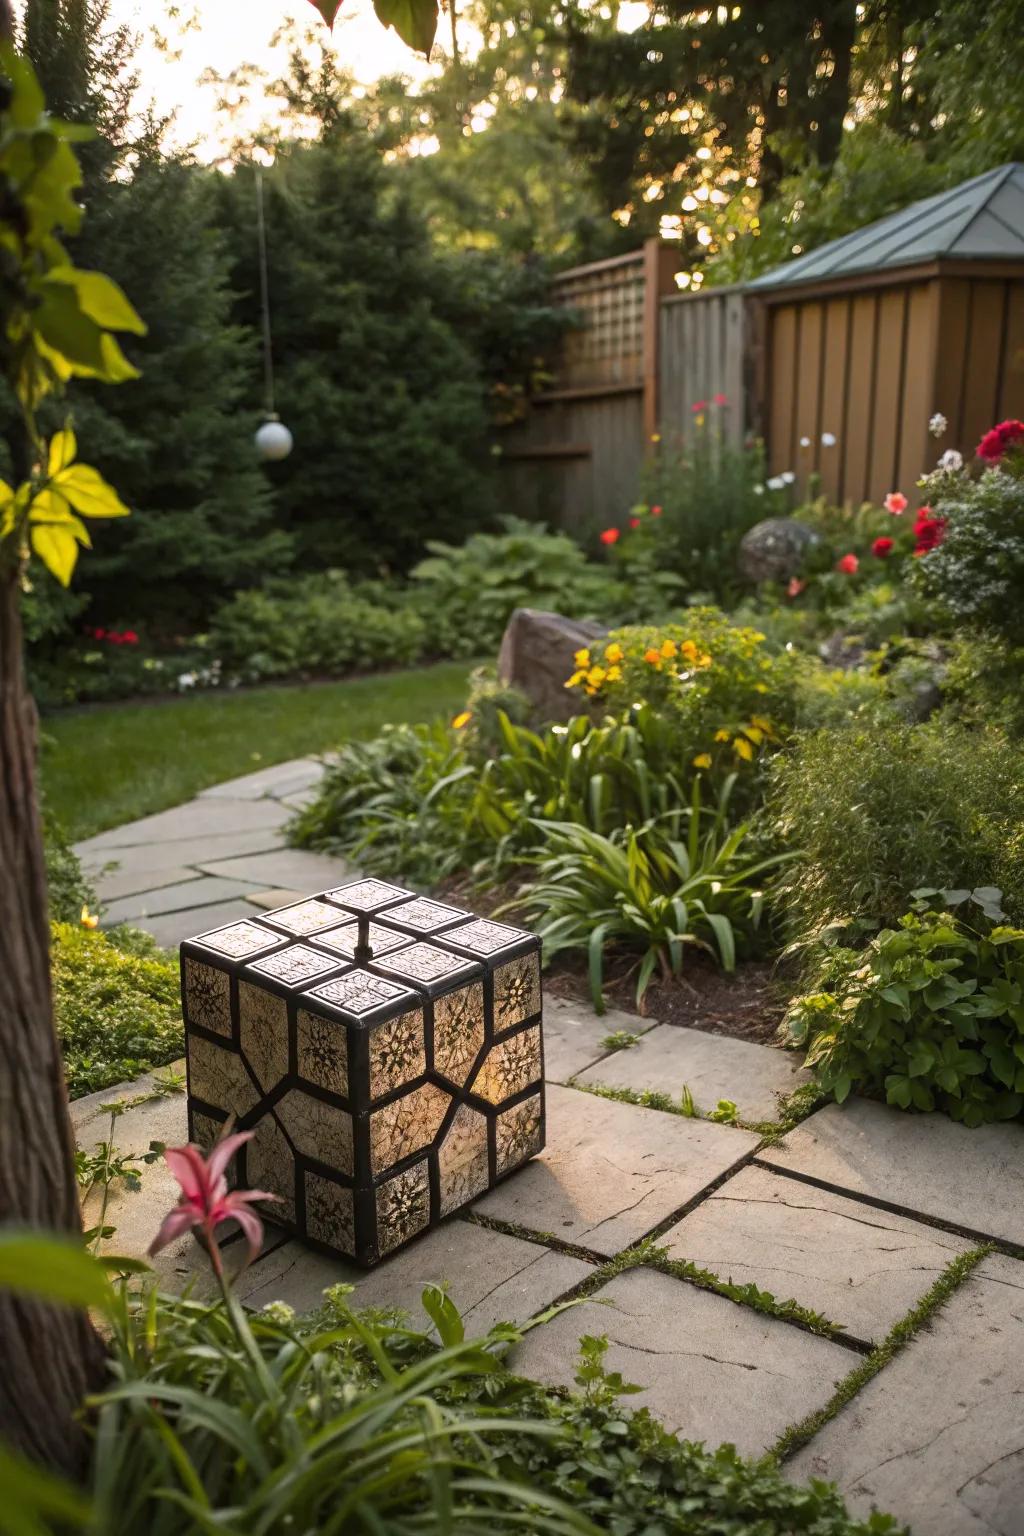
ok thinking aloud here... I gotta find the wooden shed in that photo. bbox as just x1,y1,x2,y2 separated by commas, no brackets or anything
747,163,1024,505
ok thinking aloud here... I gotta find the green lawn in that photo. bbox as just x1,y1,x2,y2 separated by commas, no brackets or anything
42,661,474,841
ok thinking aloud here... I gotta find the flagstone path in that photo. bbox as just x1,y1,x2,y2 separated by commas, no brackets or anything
72,759,1024,1536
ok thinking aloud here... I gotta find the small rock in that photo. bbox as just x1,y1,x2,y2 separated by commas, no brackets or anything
738,518,818,585
497,608,609,723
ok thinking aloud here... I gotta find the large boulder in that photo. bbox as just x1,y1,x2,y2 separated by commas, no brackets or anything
738,517,818,585
498,607,609,723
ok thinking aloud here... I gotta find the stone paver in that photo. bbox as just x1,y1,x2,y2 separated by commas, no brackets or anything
760,1097,1024,1246
143,900,264,949
101,875,261,927
236,1221,593,1333
80,795,292,851
788,1253,1024,1534
197,759,325,801
543,994,657,1084
76,826,290,885
662,1163,970,1343
195,847,351,890
576,1023,810,1123
474,1082,757,1255
510,1267,857,1457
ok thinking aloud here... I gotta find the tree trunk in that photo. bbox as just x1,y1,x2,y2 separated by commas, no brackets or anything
0,564,105,1472
817,0,857,171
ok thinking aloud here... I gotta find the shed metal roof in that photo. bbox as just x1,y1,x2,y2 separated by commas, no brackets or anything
747,163,1024,292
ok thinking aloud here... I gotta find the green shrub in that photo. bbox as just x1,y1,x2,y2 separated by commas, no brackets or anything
915,464,1024,645
44,815,96,923
767,719,1024,941
787,900,1024,1126
209,573,427,684
941,631,1024,737
513,783,790,1009
409,516,625,658
53,923,183,1098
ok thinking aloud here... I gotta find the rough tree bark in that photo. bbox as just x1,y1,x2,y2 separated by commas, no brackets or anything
0,562,106,1472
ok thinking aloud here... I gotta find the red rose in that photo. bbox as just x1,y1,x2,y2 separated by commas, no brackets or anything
977,419,1024,462
713,393,728,406
836,553,859,574
650,504,663,518
691,400,708,413
913,508,947,555
871,536,894,558
630,517,641,529
600,527,620,545
787,576,806,598
123,630,139,644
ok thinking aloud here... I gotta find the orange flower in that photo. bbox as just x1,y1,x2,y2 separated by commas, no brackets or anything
80,905,99,930
644,647,662,666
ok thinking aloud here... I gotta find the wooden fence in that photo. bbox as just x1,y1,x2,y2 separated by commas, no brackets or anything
658,286,747,448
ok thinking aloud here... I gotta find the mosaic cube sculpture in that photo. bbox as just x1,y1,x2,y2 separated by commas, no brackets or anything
180,879,544,1266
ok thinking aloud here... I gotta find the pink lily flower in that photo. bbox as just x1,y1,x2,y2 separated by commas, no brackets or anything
149,1131,278,1273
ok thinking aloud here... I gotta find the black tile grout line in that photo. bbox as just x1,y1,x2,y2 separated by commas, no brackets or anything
750,1157,1024,1261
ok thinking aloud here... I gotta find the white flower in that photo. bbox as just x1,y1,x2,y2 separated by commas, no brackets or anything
753,483,765,494
938,448,963,473
929,412,948,438
262,1300,296,1325
177,672,196,690
766,475,786,491
799,435,811,448
821,431,837,447
780,471,796,484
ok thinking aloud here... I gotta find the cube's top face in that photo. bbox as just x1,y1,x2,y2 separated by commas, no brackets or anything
324,878,414,914
371,940,484,999
313,921,412,961
185,919,288,962
261,897,352,939
304,967,421,1026
245,943,345,991
438,916,538,963
382,896,472,936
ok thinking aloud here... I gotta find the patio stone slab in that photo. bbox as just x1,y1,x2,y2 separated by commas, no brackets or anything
77,827,290,887
243,888,307,911
197,758,325,802
143,900,261,948
510,1267,856,1457
237,1220,593,1333
760,1098,1024,1245
101,875,260,927
474,1083,757,1256
662,1164,970,1343
576,1024,810,1123
788,1253,1024,1535
543,995,658,1084
93,863,198,904
79,796,292,850
196,847,353,890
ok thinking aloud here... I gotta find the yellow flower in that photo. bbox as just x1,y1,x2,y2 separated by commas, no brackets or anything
714,728,731,742
692,753,713,769
660,638,678,660
695,413,705,427
606,664,623,682
573,648,591,668
80,905,99,930
650,432,661,443
733,736,754,762
565,670,586,689
753,682,769,693
744,724,764,745
452,710,472,729
587,665,607,688
680,639,698,662
750,714,773,734
604,641,625,664
644,647,662,666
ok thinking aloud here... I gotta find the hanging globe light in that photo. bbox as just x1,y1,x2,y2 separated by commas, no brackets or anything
252,164,292,463
255,414,293,461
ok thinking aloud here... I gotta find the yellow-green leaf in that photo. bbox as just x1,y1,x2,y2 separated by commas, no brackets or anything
43,266,146,336
31,522,79,586
373,0,438,54
53,464,130,519
48,428,77,476
28,486,73,524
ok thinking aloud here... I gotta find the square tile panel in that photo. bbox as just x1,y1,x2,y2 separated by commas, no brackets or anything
383,897,472,934
261,898,352,938
441,917,534,957
373,941,481,989
325,878,414,913
189,919,286,961
307,969,419,1021
314,921,412,960
246,944,342,989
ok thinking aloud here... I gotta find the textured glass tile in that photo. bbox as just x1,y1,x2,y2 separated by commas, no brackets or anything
315,921,411,960
443,916,531,956
263,898,351,937
276,1088,354,1176
190,1111,221,1155
309,969,417,1019
184,959,231,1036
370,1081,451,1176
495,1091,543,1177
470,1025,542,1106
191,920,285,960
376,1160,430,1256
187,1034,259,1118
238,981,288,1093
326,878,413,912
297,1010,348,1096
247,944,340,989
493,954,542,1030
368,1010,426,1099
438,1103,489,1216
378,941,478,986
305,1171,355,1256
433,982,485,1087
247,1111,297,1224
384,896,471,933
